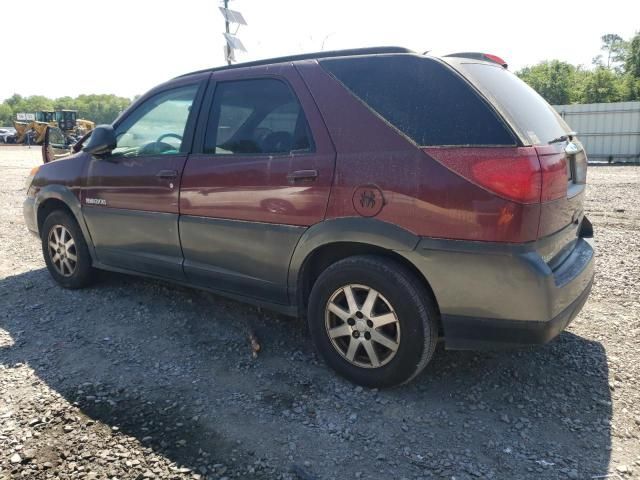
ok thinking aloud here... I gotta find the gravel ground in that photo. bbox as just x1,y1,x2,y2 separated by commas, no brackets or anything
1,145,639,480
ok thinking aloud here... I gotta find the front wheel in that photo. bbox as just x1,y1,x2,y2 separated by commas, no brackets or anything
41,210,96,289
307,255,438,388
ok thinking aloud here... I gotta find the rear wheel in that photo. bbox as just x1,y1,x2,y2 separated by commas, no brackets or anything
41,210,96,289
308,255,438,388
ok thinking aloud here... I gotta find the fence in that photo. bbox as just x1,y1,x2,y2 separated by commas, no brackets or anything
553,101,640,164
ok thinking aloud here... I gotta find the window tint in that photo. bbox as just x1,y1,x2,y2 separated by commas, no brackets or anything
113,85,197,157
205,79,313,155
320,55,516,146
452,61,572,145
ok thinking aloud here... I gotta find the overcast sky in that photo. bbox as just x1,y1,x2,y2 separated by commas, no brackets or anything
1,0,638,101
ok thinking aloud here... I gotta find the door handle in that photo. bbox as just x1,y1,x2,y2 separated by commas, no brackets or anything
287,169,318,184
156,169,178,179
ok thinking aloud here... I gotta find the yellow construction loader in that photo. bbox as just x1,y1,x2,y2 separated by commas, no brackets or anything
13,110,95,145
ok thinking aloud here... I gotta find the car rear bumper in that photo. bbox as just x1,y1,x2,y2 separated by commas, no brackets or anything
404,228,595,350
440,277,592,349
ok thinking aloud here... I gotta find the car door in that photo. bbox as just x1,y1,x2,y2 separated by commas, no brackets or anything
179,64,336,304
82,79,205,279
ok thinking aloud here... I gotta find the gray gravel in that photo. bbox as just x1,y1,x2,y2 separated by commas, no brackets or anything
1,145,639,479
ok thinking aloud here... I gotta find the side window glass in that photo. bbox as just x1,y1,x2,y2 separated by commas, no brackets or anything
205,78,313,155
113,85,198,157
321,56,516,146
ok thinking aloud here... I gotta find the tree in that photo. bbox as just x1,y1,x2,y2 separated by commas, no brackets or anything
597,33,628,71
0,93,133,125
516,60,577,104
626,32,640,78
619,74,640,101
516,32,640,104
580,67,623,103
0,104,13,126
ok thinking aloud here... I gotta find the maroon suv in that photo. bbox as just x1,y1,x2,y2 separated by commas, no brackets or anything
24,47,594,387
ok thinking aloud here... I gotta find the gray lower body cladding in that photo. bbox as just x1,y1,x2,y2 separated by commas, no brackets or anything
23,197,38,235
403,232,595,350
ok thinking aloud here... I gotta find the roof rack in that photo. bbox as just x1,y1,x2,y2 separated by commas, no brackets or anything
177,46,413,78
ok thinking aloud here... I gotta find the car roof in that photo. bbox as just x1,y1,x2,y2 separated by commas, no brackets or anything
176,46,414,78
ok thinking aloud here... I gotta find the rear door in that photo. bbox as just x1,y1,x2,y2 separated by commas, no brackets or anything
179,63,336,304
82,80,204,278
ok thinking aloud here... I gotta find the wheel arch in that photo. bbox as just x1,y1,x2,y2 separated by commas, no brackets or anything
35,185,96,261
289,218,440,319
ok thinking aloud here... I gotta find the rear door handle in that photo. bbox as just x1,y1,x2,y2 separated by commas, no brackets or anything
156,169,178,179
287,169,318,184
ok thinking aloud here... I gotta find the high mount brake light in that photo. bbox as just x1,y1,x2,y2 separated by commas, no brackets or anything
483,54,508,68
444,52,509,69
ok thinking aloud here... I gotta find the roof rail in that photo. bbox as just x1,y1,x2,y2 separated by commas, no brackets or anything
177,46,414,78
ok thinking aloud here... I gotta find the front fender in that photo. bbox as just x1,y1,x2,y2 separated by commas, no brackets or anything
33,185,96,261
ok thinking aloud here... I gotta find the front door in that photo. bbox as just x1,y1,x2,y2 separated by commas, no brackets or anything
179,65,336,304
82,82,202,279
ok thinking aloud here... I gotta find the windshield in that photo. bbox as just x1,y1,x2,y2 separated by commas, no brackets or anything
449,60,572,145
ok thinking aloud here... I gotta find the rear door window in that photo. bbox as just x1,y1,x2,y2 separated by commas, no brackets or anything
447,60,573,145
204,78,314,155
320,55,516,146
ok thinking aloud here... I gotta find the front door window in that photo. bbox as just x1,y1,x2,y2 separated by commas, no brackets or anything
113,85,198,158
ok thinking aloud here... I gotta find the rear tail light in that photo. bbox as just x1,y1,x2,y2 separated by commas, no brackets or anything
535,145,571,201
423,147,543,204
539,153,568,201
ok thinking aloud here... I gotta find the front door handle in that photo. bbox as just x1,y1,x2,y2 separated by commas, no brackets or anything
287,169,318,184
156,169,178,179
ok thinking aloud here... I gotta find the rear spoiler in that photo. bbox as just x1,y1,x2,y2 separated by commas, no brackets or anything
444,52,508,69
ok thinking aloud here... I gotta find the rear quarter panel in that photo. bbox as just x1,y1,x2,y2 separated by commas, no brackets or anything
296,60,539,243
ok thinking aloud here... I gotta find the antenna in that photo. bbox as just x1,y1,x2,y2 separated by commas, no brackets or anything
219,0,247,65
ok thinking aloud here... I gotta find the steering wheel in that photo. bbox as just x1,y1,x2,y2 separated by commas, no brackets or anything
157,133,183,144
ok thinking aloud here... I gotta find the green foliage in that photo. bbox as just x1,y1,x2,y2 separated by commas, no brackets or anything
517,31,640,105
580,67,623,103
0,93,133,127
595,33,628,71
516,61,578,104
0,104,13,126
627,33,640,78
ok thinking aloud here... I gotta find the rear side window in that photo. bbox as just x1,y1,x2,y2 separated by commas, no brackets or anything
205,78,313,155
320,55,516,146
451,61,572,145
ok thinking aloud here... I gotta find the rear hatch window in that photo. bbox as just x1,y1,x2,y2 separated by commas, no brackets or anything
445,59,573,146
320,55,517,146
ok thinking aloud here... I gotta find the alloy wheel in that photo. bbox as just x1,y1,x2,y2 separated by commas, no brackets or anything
324,284,401,368
48,224,77,277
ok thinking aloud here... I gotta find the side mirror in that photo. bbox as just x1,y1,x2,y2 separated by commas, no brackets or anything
83,124,116,156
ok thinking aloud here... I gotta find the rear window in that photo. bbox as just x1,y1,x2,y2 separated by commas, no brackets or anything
450,60,572,145
320,55,516,146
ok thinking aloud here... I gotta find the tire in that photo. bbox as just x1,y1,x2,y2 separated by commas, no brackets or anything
41,210,96,289
307,255,438,388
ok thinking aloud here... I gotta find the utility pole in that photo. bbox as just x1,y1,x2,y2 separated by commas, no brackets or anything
224,0,231,65
219,0,247,65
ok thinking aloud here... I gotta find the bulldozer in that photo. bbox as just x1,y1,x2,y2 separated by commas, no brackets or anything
13,110,95,145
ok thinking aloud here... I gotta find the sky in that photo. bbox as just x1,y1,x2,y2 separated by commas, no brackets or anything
1,0,639,101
